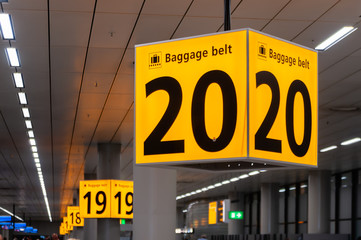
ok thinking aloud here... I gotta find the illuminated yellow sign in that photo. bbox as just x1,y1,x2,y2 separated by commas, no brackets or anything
136,30,248,165
135,29,317,167
110,180,133,219
208,201,217,224
59,223,67,235
248,31,317,166
63,216,73,232
79,180,134,219
79,180,111,218
67,206,84,227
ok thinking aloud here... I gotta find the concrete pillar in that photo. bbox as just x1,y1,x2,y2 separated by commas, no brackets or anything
97,143,121,240
228,191,244,235
260,183,279,234
308,170,331,234
82,173,97,240
133,165,177,240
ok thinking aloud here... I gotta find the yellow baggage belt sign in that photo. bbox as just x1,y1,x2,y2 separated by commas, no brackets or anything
67,206,84,227
135,29,317,167
79,179,133,219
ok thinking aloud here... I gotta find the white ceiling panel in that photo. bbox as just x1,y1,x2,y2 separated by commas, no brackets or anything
85,47,124,73
320,0,361,23
82,72,115,93
100,108,129,122
142,0,192,15
50,0,95,12
8,10,48,47
112,73,134,95
51,46,87,72
50,11,92,47
274,0,339,21
90,13,138,48
118,48,135,75
231,0,290,19
172,17,223,39
129,15,183,46
320,70,361,107
105,93,133,110
231,18,269,31
96,0,144,14
2,0,46,11
262,19,312,40
319,56,361,93
78,93,108,110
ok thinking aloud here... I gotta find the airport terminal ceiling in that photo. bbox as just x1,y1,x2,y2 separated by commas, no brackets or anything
0,0,361,221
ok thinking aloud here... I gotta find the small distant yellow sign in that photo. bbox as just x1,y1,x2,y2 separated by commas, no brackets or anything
135,29,317,167
67,206,84,227
79,180,111,218
208,201,217,224
59,223,67,235
79,179,134,219
63,216,73,232
110,180,133,219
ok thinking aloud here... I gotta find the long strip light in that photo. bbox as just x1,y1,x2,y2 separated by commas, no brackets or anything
4,11,52,223
5,47,20,67
320,145,337,152
315,26,357,51
176,169,267,200
0,13,14,40
0,207,24,221
341,137,361,146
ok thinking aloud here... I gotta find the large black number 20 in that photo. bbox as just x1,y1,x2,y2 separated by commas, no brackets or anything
144,77,184,155
255,71,312,157
144,70,237,155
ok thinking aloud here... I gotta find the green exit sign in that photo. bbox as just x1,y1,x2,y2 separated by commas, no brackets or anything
229,211,244,220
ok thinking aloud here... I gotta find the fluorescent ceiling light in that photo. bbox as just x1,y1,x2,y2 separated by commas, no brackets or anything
301,184,308,188
201,187,208,192
32,146,38,152
13,73,24,88
222,180,230,184
214,183,222,187
25,120,32,129
341,137,361,146
260,170,267,173
341,176,347,180
28,130,34,137
29,138,36,146
22,107,30,118
0,14,14,40
33,153,39,158
315,26,357,51
18,92,27,104
320,145,337,152
279,188,286,193
207,185,215,189
34,158,40,163
230,177,239,182
289,186,296,191
239,174,249,179
5,47,20,67
196,189,202,193
248,171,260,176
37,167,41,172
35,163,41,168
